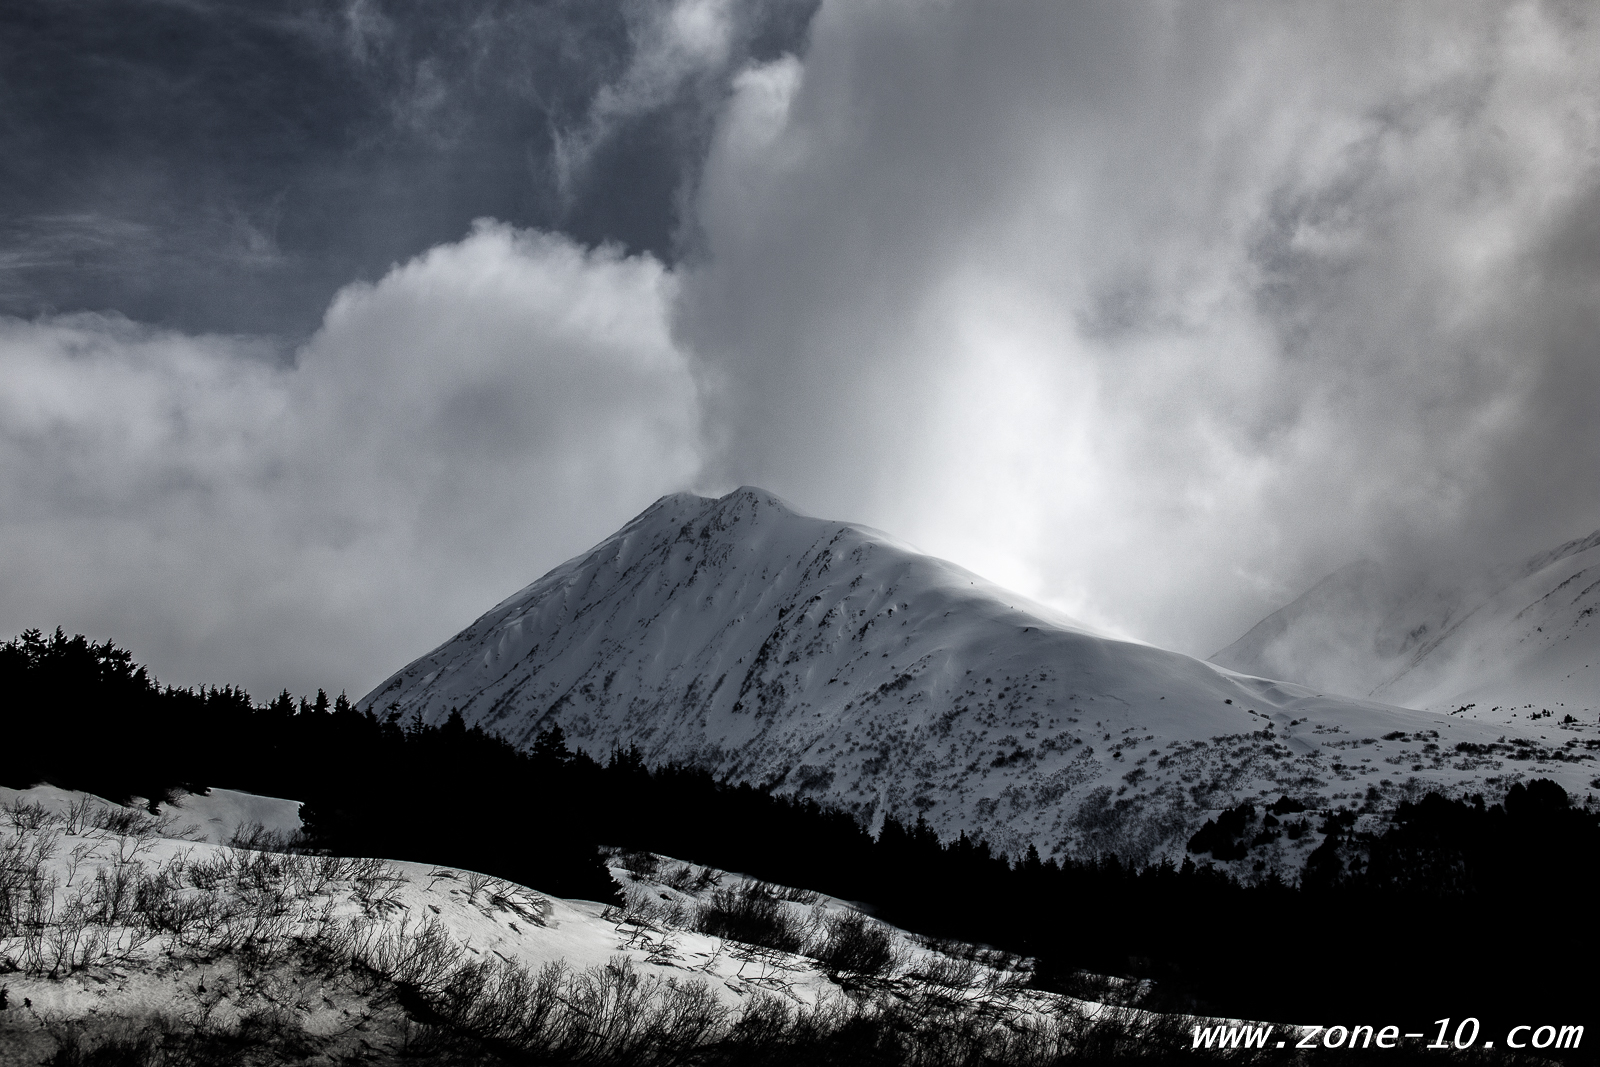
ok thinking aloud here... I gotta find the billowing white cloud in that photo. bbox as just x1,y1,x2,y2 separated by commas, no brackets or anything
6,0,1599,699
678,0,1600,654
0,222,699,696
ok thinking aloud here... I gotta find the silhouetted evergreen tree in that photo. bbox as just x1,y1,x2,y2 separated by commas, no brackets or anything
4,626,1596,1036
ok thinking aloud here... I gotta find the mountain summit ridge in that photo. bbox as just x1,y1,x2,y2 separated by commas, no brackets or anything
364,489,1593,865
1213,530,1600,715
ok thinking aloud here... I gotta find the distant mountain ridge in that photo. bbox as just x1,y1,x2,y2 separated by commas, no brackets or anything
364,489,1597,865
1213,531,1600,716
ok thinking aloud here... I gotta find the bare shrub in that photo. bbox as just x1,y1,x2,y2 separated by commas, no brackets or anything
484,881,550,927
695,881,806,954
61,796,96,837
5,799,58,833
452,958,573,1052
661,863,697,891
910,952,984,992
39,1017,158,1066
347,856,406,915
88,804,161,838
562,956,726,1064
807,910,898,979
617,849,660,879
226,821,304,853
464,870,493,900
184,851,233,891
773,883,821,906
354,914,464,993
41,1006,322,1065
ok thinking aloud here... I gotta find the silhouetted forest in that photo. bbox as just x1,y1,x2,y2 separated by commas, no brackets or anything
4,628,1596,1040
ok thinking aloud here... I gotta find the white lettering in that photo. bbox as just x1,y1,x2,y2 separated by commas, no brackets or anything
1241,1027,1273,1049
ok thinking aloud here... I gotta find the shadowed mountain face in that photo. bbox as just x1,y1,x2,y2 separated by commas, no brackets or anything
364,489,1596,865
1214,532,1600,717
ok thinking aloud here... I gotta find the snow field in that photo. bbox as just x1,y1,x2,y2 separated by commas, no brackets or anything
362,488,1598,871
2,785,1222,1063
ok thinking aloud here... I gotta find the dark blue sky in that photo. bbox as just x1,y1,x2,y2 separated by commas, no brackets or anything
0,0,815,338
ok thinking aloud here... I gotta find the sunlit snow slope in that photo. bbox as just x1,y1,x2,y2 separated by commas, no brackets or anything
365,489,1598,864
1214,531,1600,717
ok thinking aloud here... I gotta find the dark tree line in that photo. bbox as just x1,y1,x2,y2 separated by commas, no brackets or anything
3,628,1596,1040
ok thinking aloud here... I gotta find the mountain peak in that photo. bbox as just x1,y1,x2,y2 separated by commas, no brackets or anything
363,496,1592,865
1213,530,1600,713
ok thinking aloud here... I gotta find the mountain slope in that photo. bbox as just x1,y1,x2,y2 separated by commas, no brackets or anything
1214,531,1600,717
364,489,1597,864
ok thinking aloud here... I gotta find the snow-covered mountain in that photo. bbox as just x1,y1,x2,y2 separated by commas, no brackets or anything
364,489,1598,864
1213,531,1600,718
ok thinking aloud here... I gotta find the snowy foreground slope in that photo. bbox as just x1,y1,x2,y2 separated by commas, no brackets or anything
1214,530,1600,717
0,786,1167,1063
365,488,1598,864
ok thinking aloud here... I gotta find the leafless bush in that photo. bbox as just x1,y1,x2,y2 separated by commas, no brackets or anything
695,881,807,954
88,804,162,838
61,795,96,836
484,881,550,926
347,856,406,915
772,883,821,906
226,821,305,853
134,864,209,941
807,910,900,979
558,956,728,1064
354,913,465,993
3,817,421,976
464,869,493,900
282,852,347,898
5,799,58,833
107,832,158,866
185,850,235,891
618,849,660,879
0,821,61,968
910,952,984,992
41,1006,322,1065
440,957,573,1052
661,863,697,891
61,840,98,888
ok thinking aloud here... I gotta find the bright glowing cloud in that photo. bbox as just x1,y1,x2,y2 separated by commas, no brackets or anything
678,0,1600,655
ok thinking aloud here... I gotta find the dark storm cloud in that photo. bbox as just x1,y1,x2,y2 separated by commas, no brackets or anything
2,0,1597,700
0,0,817,338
